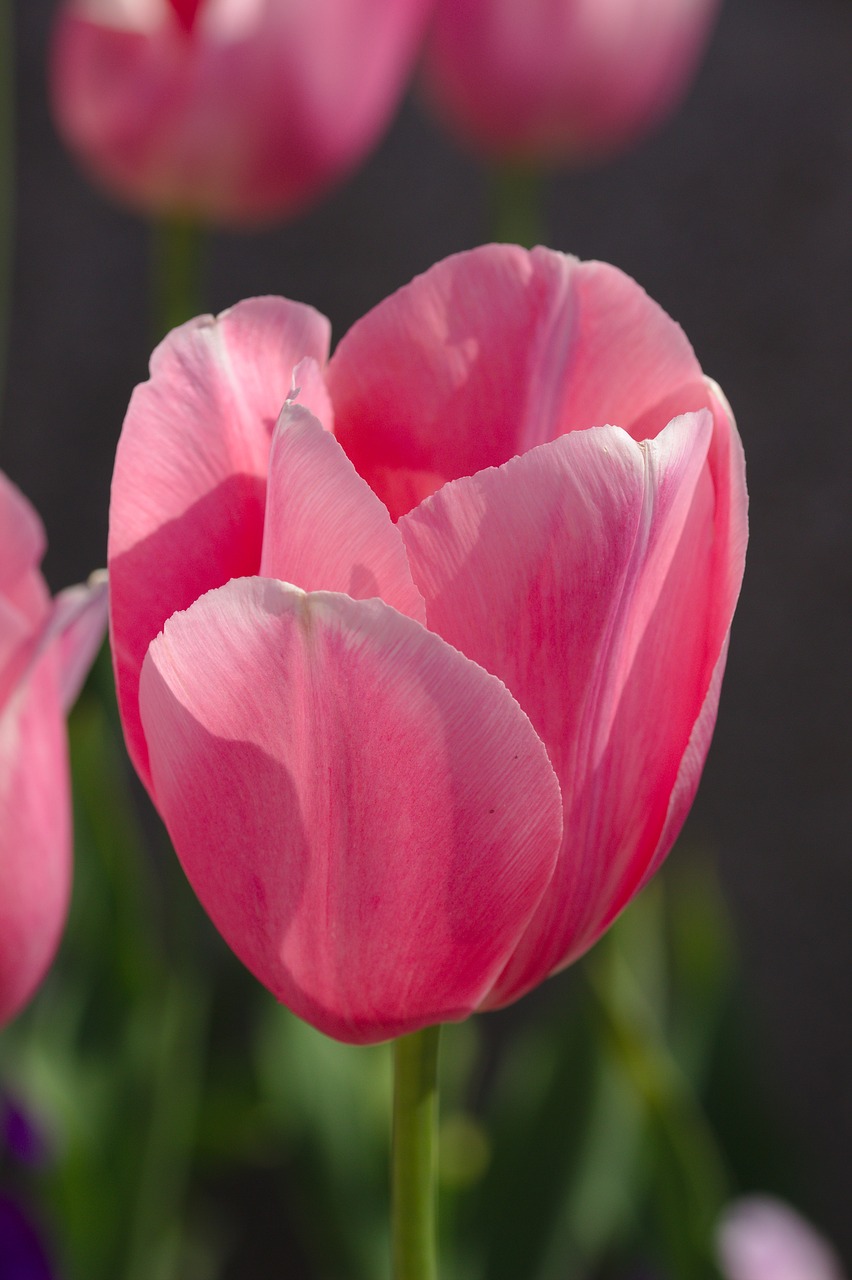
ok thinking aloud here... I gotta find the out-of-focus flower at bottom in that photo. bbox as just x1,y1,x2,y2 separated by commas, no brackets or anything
0,1194,55,1280
716,1196,847,1280
0,1094,49,1169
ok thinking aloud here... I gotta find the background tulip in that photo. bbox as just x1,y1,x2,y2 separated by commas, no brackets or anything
49,0,431,225
109,244,747,1044
716,1197,847,1280
420,0,723,165
0,472,107,1027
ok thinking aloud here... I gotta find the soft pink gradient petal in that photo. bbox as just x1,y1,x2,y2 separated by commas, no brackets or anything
0,478,51,711
260,404,425,623
51,0,432,225
140,577,562,1042
0,472,50,632
420,0,722,164
109,296,330,788
0,654,70,1027
401,407,746,1003
289,356,334,433
328,245,719,519
716,1197,846,1280
47,570,110,711
0,473,106,1027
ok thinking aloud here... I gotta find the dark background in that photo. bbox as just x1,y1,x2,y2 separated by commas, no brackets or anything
4,0,851,1266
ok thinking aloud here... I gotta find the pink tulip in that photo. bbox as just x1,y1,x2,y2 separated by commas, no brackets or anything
108,244,747,1044
420,0,722,164
50,0,431,226
0,473,108,1026
716,1197,847,1280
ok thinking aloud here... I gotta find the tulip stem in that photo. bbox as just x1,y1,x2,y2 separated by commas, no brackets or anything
152,216,204,338
392,1024,441,1280
491,162,544,249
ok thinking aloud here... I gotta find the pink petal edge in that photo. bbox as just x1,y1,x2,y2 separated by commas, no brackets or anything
261,403,425,622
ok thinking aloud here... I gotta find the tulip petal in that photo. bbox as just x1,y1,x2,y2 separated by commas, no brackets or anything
109,296,331,788
289,356,335,433
328,244,717,519
401,409,745,1003
46,570,110,712
0,478,51,711
260,404,425,623
0,655,70,1027
0,473,49,631
140,577,562,1043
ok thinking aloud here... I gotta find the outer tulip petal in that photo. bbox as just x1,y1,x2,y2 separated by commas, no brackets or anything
290,356,334,433
0,655,70,1027
46,570,110,711
109,296,330,788
140,577,562,1042
0,478,51,707
0,474,49,632
328,245,717,519
401,408,745,1003
260,404,426,623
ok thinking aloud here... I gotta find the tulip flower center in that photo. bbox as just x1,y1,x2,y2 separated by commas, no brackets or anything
166,0,205,34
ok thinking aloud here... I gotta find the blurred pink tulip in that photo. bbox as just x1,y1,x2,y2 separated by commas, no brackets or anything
420,0,722,164
50,0,431,225
108,244,747,1043
0,473,108,1026
717,1197,847,1280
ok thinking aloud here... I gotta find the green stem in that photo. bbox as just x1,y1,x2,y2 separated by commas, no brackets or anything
392,1025,441,1280
0,0,14,418
151,216,204,338
490,163,544,249
124,969,209,1280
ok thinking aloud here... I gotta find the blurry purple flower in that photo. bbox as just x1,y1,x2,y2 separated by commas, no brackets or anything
716,1196,847,1280
1,1097,49,1169
0,1194,55,1280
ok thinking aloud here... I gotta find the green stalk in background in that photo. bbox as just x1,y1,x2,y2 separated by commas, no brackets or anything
392,1026,442,1280
491,163,545,250
152,217,205,337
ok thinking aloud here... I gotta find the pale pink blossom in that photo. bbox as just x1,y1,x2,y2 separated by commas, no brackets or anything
0,474,107,1025
420,0,722,164
108,244,747,1043
717,1197,847,1280
50,0,431,225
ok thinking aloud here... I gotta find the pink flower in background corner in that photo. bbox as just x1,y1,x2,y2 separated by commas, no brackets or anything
0,473,107,1027
49,0,432,226
419,0,722,165
108,244,747,1045
717,1197,847,1280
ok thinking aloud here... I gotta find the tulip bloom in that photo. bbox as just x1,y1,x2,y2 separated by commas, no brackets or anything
0,474,107,1026
50,0,430,225
716,1198,847,1280
109,244,747,1044
420,0,722,164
